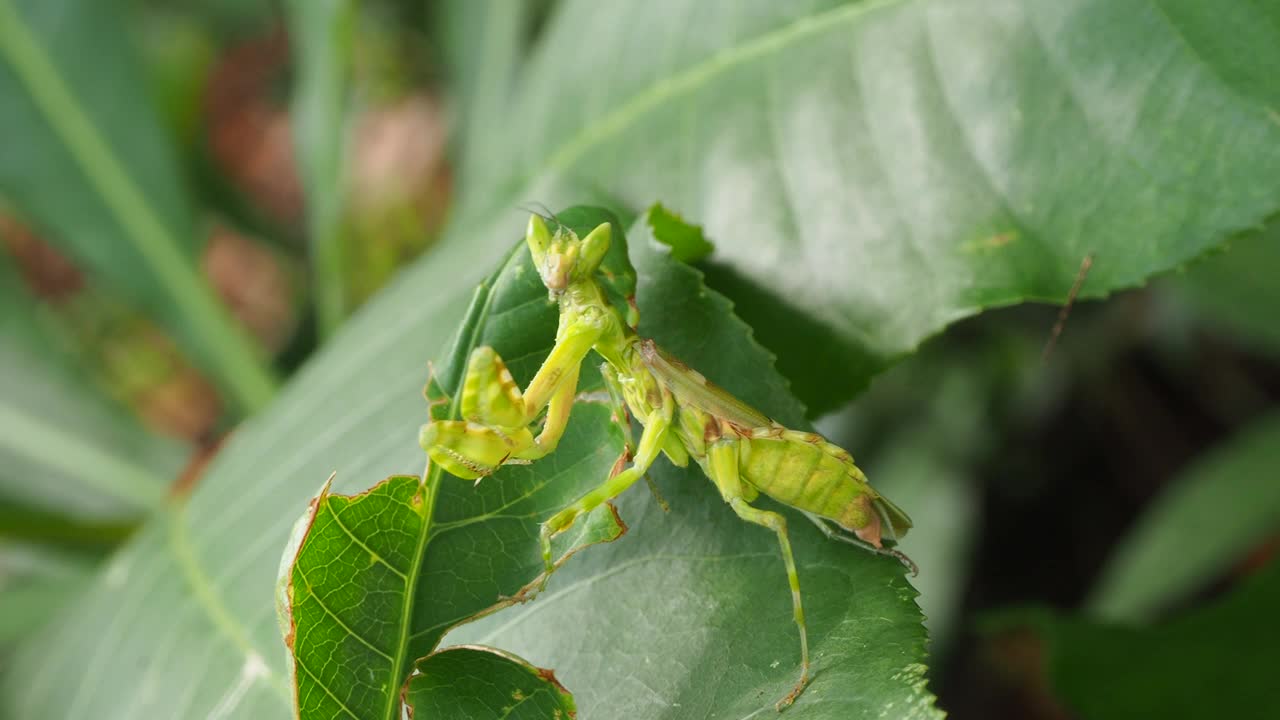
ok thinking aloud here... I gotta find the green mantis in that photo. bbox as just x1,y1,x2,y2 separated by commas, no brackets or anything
419,211,914,710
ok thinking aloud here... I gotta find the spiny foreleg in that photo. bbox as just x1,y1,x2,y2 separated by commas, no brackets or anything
419,420,534,481
423,316,602,476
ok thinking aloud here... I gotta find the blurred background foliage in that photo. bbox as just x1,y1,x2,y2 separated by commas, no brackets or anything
0,1,1276,718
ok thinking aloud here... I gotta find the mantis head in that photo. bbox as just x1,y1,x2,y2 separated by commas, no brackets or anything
525,210,640,328
526,214,612,294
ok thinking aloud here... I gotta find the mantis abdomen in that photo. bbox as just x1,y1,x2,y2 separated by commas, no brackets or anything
738,434,876,529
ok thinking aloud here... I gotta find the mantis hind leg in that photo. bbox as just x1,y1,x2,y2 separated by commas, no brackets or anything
707,442,809,711
802,511,919,576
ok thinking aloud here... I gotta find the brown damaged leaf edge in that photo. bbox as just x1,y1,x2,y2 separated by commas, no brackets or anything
533,666,574,702
275,472,334,656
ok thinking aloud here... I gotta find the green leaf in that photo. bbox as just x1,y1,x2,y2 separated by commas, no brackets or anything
281,462,621,718
1087,411,1280,622
0,258,182,521
287,0,356,338
403,646,577,719
996,558,1280,720
647,203,715,263
3,209,934,719
0,0,276,412
441,0,1280,414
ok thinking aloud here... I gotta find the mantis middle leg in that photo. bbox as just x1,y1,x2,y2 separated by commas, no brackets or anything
600,363,669,512
536,405,671,584
707,442,810,711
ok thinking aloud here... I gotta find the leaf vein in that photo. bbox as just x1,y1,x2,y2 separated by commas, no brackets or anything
295,565,397,663
324,501,411,580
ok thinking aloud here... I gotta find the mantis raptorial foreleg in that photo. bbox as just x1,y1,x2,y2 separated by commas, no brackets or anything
420,420,534,480
431,320,597,474
523,363,580,460
521,320,604,415
707,442,810,711
460,346,527,428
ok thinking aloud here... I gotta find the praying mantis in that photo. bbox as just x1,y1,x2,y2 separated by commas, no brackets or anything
419,210,915,711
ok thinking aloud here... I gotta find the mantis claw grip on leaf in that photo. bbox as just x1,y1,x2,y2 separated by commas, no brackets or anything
419,210,915,711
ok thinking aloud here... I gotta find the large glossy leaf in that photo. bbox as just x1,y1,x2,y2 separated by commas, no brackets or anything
441,0,1280,414
1087,411,1280,622
0,0,275,411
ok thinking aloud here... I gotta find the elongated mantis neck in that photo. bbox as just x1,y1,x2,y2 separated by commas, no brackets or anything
557,274,636,370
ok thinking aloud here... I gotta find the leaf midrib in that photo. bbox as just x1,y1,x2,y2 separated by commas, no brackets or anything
381,242,527,720
168,505,292,704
